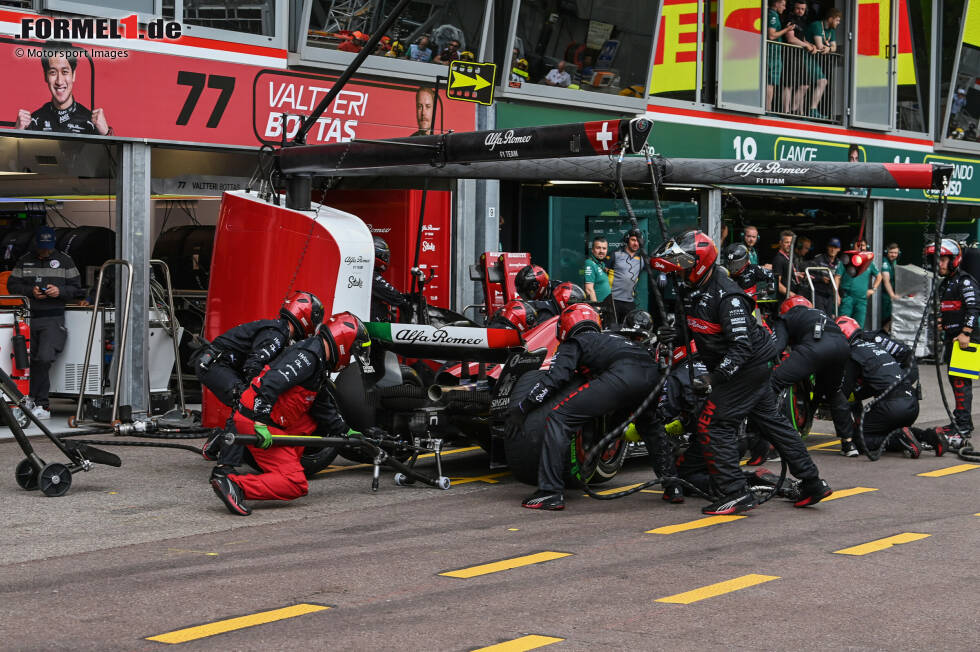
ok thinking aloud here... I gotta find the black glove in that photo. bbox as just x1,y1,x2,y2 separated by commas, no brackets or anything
250,395,273,422
657,325,678,345
242,365,262,381
692,374,714,396
366,426,395,441
505,401,526,430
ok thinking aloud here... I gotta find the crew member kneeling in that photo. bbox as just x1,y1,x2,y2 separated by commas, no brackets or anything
210,312,371,516
834,316,944,458
650,230,832,515
507,303,662,510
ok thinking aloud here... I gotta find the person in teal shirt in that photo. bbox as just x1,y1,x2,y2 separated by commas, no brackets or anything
804,8,841,118
835,240,881,328
583,236,611,302
880,243,900,331
766,0,794,112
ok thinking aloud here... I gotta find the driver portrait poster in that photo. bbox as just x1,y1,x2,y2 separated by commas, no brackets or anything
0,35,474,147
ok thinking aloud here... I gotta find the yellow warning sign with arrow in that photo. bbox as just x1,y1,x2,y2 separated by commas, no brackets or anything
448,60,496,106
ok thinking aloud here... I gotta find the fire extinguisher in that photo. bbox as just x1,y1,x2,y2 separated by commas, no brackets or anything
11,314,30,397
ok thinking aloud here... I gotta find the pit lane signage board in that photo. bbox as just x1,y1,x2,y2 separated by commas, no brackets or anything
447,60,496,106
0,37,475,148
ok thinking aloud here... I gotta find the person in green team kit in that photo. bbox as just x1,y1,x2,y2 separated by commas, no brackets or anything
880,243,900,332
804,8,841,119
835,239,881,328
766,0,794,112
583,235,611,303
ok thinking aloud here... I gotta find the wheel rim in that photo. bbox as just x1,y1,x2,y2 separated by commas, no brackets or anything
15,459,39,491
39,463,72,497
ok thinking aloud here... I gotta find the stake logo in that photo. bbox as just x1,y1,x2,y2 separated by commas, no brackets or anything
21,15,182,40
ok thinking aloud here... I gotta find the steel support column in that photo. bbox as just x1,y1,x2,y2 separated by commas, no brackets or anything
699,187,722,248
115,141,151,417
869,198,884,330
454,104,499,321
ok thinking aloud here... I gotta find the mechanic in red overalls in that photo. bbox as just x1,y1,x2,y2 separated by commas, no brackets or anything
210,312,372,516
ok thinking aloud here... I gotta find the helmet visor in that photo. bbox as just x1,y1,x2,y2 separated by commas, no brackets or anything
650,240,696,273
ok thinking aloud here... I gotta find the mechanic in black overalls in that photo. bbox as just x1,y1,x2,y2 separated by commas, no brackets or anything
770,295,853,455
6,226,83,420
834,316,944,457
922,238,978,450
506,303,662,510
723,243,776,303
197,290,323,462
650,229,831,515
371,237,414,323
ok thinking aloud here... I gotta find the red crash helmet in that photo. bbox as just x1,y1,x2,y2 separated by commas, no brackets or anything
835,316,861,340
280,290,325,338
489,299,538,333
650,230,718,287
924,238,962,272
515,264,550,301
779,295,813,315
556,303,601,341
318,312,372,370
551,281,586,311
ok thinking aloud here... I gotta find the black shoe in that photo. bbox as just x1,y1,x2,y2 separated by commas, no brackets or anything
702,490,757,515
794,477,832,507
661,484,685,504
914,427,947,457
839,439,859,457
202,431,224,461
210,474,251,516
895,427,921,459
522,490,565,510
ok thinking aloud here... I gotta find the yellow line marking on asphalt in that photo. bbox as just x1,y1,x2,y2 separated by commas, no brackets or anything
807,440,840,451
917,464,980,477
808,432,836,437
507,528,520,531
165,548,220,556
646,515,746,535
440,552,572,579
146,604,330,644
833,532,931,556
318,446,481,474
739,459,747,466
584,482,645,497
449,472,510,485
640,489,663,494
821,487,878,501
655,574,779,604
471,634,564,651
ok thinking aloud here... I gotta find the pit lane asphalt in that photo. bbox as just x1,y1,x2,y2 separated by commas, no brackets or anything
0,368,977,650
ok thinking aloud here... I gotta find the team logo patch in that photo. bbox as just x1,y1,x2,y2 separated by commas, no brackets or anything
49,259,60,268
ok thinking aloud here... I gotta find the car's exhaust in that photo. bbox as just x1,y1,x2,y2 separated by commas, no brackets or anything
427,384,479,402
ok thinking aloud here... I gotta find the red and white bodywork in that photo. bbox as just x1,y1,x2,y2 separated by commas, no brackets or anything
202,190,373,426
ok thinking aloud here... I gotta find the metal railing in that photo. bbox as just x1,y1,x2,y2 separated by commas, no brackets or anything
767,41,843,124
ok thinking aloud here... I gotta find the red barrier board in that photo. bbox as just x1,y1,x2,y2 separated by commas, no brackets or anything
0,37,473,147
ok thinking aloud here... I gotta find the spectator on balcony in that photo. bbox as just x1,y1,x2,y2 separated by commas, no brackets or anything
766,0,795,112
782,1,819,115
407,34,433,63
577,54,595,85
544,61,572,88
804,8,841,119
434,39,461,65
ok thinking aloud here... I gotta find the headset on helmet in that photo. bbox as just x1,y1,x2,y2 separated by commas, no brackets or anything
373,236,391,272
924,238,962,273
650,229,718,287
779,295,813,315
551,281,586,311
515,264,550,301
623,228,644,247
318,312,372,371
835,315,861,340
619,309,654,341
722,243,750,276
556,303,601,341
280,291,325,338
488,299,538,333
